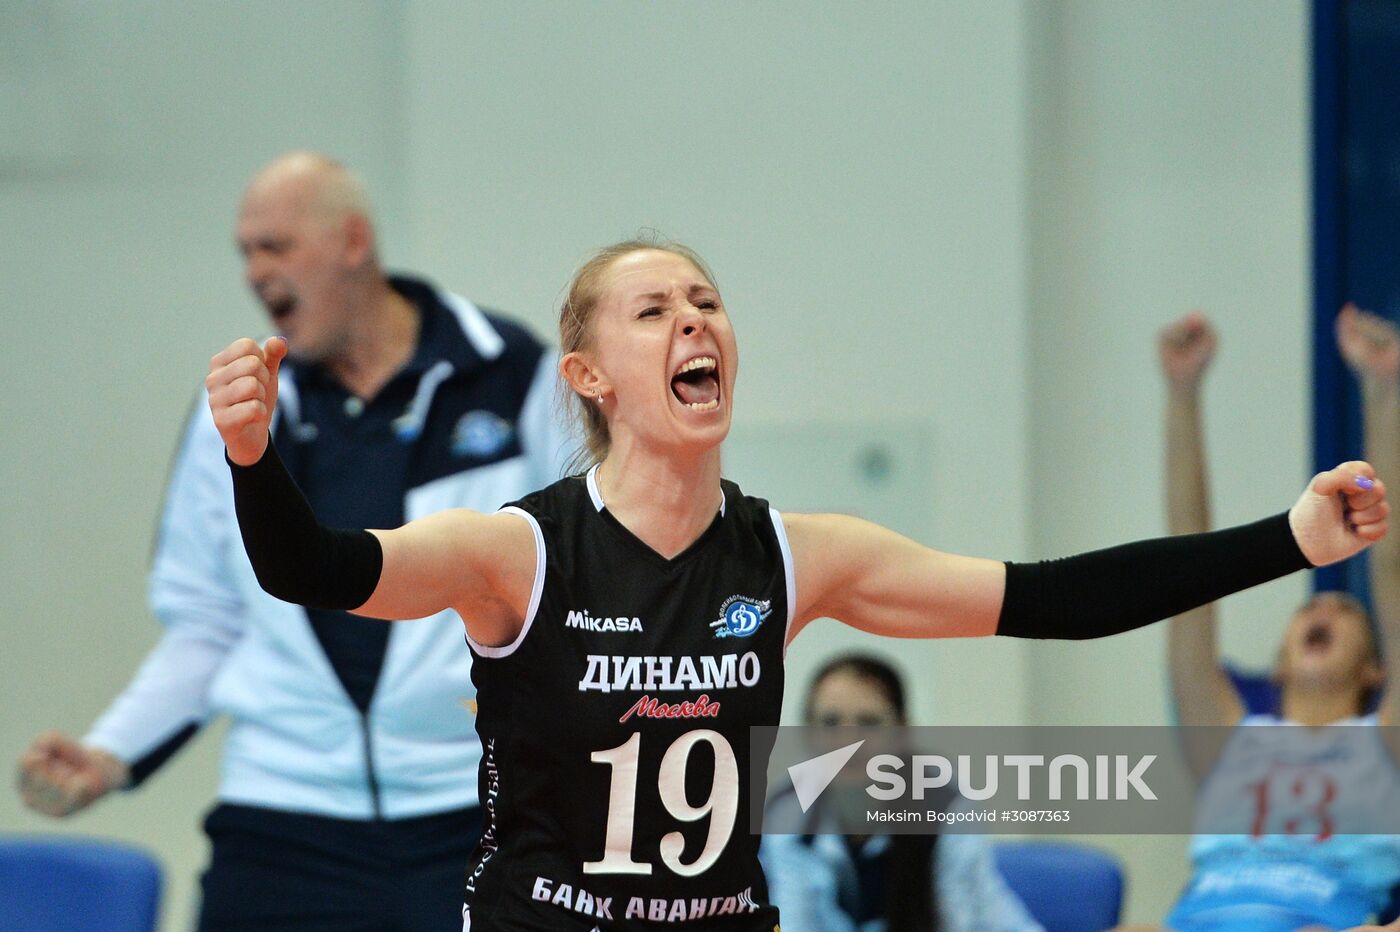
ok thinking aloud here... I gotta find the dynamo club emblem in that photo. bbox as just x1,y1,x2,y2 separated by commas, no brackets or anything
452,410,514,458
711,595,772,639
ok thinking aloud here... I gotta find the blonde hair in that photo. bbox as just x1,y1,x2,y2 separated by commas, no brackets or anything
558,236,717,472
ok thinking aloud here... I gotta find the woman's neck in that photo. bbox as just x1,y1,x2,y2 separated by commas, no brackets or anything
595,442,723,559
1280,684,1363,726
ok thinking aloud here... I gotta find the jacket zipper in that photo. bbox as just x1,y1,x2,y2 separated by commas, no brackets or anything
361,713,384,820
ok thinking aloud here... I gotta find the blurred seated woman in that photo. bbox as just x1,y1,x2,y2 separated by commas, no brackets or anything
761,654,1044,932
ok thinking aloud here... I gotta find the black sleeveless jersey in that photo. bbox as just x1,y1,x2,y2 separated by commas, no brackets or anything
463,466,790,931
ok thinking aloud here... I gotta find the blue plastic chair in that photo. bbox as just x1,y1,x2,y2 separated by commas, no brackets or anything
993,841,1124,932
0,836,163,932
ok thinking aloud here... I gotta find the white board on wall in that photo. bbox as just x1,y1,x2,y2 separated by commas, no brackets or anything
722,419,935,541
722,419,939,724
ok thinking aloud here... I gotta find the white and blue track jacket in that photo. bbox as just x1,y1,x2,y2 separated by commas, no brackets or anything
84,279,572,819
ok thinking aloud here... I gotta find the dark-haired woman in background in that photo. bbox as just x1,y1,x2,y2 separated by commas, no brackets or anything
761,655,1043,932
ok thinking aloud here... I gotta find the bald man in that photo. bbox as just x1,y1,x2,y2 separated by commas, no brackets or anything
18,152,570,931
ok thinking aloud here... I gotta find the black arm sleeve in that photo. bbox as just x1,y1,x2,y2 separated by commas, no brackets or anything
996,512,1309,640
227,443,383,611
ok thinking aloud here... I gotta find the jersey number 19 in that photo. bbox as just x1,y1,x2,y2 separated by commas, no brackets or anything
584,730,739,878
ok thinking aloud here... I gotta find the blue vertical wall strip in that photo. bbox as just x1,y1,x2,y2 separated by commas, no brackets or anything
1311,0,1400,605
1312,0,1346,595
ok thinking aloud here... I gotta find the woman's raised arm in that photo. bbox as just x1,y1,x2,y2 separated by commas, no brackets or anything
209,336,536,647
783,462,1387,647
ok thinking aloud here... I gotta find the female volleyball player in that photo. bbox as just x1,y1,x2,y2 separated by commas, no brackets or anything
1149,307,1400,932
210,239,1386,931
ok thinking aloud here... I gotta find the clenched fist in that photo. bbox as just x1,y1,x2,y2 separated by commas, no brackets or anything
1289,461,1389,567
1158,311,1217,389
18,732,129,817
207,336,288,466
1336,302,1400,386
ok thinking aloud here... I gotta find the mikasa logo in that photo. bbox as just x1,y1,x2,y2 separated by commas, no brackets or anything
565,610,643,633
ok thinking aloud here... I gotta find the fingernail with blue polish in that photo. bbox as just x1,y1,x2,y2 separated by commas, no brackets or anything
1356,476,1375,490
